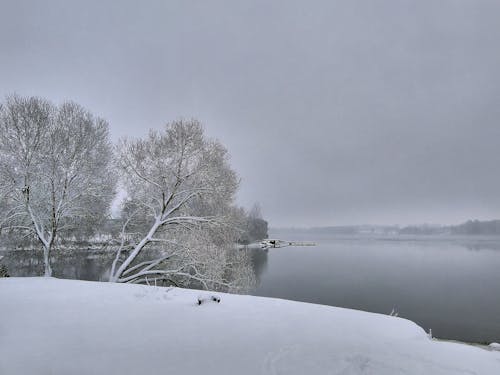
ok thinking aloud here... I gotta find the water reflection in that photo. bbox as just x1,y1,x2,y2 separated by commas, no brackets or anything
1,249,114,281
0,247,269,285
248,248,269,283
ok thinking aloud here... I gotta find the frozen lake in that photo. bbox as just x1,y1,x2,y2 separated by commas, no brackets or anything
252,231,500,344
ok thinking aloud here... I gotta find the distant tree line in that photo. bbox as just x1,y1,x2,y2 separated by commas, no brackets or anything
274,220,500,237
236,204,268,245
450,220,500,235
400,220,500,235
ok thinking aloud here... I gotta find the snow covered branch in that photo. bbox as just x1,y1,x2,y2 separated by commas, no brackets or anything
108,120,254,292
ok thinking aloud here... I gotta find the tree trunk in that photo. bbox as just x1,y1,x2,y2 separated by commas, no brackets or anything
43,244,52,277
110,219,161,282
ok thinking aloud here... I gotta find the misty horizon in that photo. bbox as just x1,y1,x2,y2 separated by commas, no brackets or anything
271,219,500,230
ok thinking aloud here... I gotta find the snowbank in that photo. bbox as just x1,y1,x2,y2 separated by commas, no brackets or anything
1,278,499,374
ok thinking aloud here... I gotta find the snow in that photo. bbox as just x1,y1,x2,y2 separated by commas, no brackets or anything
1,278,499,375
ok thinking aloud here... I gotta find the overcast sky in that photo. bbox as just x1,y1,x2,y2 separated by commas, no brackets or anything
1,0,500,227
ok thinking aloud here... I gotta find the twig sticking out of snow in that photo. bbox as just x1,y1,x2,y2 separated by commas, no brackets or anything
389,307,399,317
197,295,221,305
428,329,433,339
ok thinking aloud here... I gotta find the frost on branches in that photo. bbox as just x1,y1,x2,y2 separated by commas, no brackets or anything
109,120,254,292
0,95,116,276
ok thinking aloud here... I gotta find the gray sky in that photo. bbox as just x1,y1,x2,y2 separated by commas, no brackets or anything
1,0,500,227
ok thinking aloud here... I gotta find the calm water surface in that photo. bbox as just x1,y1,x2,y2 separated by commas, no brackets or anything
252,232,500,344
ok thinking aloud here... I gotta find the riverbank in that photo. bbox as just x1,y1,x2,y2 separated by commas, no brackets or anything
1,277,499,374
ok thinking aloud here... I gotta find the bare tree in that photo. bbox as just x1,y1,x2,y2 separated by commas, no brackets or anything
109,119,253,291
0,95,116,276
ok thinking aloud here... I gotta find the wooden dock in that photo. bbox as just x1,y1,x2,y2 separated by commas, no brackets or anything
260,239,316,249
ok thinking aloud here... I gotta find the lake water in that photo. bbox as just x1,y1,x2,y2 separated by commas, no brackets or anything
2,234,500,343
251,231,500,344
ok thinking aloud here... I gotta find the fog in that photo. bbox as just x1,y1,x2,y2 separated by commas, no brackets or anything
1,0,499,226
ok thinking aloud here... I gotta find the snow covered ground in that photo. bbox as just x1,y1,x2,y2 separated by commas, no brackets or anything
1,278,499,374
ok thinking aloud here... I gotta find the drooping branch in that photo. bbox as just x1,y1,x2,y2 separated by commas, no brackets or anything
110,212,137,280
109,120,250,291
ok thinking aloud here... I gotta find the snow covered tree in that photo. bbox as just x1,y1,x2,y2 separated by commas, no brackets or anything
0,95,116,276
242,203,268,244
109,119,254,291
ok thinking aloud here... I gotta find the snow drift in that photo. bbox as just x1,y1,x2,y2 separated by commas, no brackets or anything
1,278,499,374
